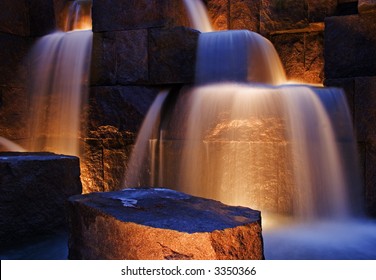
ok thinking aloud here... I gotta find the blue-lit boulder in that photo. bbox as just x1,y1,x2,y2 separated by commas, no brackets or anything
68,188,263,260
0,152,82,249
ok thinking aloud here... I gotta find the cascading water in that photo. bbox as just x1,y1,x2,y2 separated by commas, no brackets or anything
182,0,213,32
124,0,376,259
0,137,26,152
28,0,93,156
195,30,286,85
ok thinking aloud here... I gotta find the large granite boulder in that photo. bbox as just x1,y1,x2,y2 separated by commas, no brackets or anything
0,152,82,249
68,188,264,260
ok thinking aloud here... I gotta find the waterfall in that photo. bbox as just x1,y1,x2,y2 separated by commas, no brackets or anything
195,30,286,85
182,0,213,32
28,0,93,156
124,0,362,221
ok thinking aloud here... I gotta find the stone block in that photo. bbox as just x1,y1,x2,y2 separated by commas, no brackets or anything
81,126,134,194
365,142,376,216
307,0,337,22
207,0,230,30
87,86,159,135
80,138,104,194
29,0,56,36
271,33,305,82
117,30,148,85
230,0,261,31
260,0,309,35
103,148,129,192
359,0,376,15
149,27,200,84
0,33,30,88
90,32,117,86
0,87,29,140
91,30,149,86
354,77,376,143
68,188,264,260
325,15,376,79
0,152,82,249
53,0,70,31
92,0,190,32
304,32,324,84
91,27,197,86
0,0,29,36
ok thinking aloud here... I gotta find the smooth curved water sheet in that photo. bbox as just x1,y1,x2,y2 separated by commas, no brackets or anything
28,30,93,156
195,30,286,85
124,91,169,187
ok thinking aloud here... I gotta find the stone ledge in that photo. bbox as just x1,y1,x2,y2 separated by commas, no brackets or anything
92,0,189,32
68,188,264,260
0,152,82,249
325,15,376,79
359,0,376,15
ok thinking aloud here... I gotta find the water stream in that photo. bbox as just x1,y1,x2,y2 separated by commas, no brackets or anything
123,0,376,259
27,0,93,156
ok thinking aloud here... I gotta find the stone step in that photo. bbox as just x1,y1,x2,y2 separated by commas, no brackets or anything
0,152,82,249
68,188,264,260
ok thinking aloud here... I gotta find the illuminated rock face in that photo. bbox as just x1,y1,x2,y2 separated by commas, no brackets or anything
68,188,263,260
0,152,82,249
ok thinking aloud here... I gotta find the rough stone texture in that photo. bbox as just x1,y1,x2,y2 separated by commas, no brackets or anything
0,87,29,140
92,0,190,32
206,0,338,32
91,27,199,86
359,0,376,15
354,77,376,143
0,33,30,142
304,32,324,83
279,34,305,82
68,188,264,260
88,86,159,135
230,0,261,31
307,0,337,22
80,138,104,194
271,33,305,82
206,0,260,31
29,0,56,36
207,0,230,30
91,30,148,86
0,152,82,249
80,130,133,194
323,21,376,216
365,142,376,216
260,0,309,35
325,15,376,79
149,27,200,84
0,33,30,88
337,1,359,15
0,0,29,36
90,32,117,86
0,0,56,37
53,0,70,31
82,86,159,193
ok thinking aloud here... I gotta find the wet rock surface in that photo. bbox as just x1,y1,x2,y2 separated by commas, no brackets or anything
68,188,264,260
0,152,82,249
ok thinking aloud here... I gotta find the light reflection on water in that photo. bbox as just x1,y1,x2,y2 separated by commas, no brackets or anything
263,218,376,260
